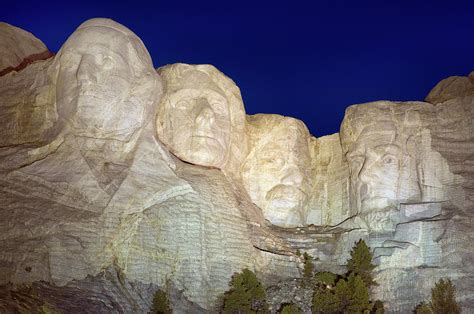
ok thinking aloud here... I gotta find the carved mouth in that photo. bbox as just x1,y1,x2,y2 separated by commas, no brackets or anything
266,185,307,209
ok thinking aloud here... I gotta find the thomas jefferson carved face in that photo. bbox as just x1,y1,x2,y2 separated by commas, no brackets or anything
242,115,311,227
54,18,157,140
156,64,246,170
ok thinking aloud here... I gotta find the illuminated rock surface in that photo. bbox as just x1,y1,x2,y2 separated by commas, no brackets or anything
0,18,473,313
0,22,53,77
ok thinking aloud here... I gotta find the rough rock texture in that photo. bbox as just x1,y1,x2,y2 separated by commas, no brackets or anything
266,279,313,313
0,18,473,313
0,266,205,313
0,19,300,311
156,63,248,176
242,114,312,227
307,133,350,226
338,92,474,312
0,22,53,77
425,71,474,104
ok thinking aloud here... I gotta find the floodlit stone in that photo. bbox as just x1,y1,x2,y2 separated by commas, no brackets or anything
1,18,474,314
241,114,312,227
0,22,53,76
156,63,248,175
52,18,160,141
340,100,456,232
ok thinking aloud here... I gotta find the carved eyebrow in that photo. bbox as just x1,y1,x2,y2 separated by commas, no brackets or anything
373,144,400,152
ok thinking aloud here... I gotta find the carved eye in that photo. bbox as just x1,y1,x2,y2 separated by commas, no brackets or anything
103,56,115,70
174,100,190,110
261,157,284,168
382,155,396,164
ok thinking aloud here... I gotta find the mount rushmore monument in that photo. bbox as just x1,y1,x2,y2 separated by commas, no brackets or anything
0,18,473,312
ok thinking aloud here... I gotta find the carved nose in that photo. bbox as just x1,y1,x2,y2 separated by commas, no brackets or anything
77,55,99,83
281,169,304,186
358,158,372,184
194,99,215,126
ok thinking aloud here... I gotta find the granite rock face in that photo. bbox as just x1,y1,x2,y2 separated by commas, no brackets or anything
242,114,312,227
0,18,473,313
0,19,299,311
156,63,248,177
0,22,53,77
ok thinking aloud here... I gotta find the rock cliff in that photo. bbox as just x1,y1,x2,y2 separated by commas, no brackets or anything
0,18,473,313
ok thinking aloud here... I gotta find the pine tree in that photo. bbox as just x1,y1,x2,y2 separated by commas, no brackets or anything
314,271,338,287
347,239,377,287
414,302,432,314
278,303,302,314
222,268,269,313
430,278,460,314
303,252,314,279
372,300,385,314
150,289,172,314
312,287,340,314
346,274,372,313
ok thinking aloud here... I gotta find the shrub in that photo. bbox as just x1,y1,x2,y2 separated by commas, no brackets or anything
303,252,314,279
346,274,371,313
430,278,460,314
278,303,302,314
222,268,269,313
150,289,172,314
413,278,460,314
347,239,377,287
414,302,432,314
314,271,337,287
312,286,340,314
371,300,385,314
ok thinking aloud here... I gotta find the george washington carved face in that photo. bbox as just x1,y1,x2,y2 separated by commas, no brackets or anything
54,18,158,141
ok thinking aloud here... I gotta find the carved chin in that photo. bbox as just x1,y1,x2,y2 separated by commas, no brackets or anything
185,138,226,167
265,185,307,210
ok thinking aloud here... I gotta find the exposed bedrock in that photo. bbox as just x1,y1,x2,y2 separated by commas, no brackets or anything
0,18,473,313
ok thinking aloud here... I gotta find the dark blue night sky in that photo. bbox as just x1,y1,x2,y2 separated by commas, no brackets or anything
3,0,474,136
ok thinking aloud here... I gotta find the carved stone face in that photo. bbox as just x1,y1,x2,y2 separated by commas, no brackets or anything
157,64,246,170
55,19,156,141
159,87,231,166
341,102,424,231
345,123,420,213
242,115,311,227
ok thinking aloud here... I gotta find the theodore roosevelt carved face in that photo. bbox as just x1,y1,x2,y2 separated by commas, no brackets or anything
156,63,247,171
242,114,312,227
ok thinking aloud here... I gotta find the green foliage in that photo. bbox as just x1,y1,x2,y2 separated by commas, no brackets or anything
430,278,460,314
278,303,302,314
414,302,432,314
311,240,379,313
413,278,460,314
371,300,384,314
295,249,301,257
346,274,372,313
312,286,341,314
303,252,314,279
222,268,269,314
314,271,337,287
150,289,172,314
347,239,377,287
312,274,372,314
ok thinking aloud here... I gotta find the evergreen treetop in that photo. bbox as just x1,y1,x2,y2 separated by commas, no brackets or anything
347,239,377,287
